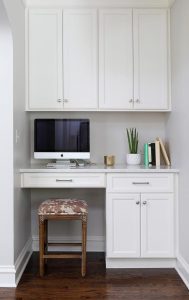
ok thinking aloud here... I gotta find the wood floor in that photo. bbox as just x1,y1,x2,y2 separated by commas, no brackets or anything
0,252,189,300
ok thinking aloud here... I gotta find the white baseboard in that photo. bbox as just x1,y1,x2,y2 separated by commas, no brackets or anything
32,235,105,252
15,237,32,286
0,238,32,287
106,258,176,268
0,265,16,287
176,254,189,290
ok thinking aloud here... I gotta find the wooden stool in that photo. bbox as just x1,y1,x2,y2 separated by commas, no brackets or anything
38,198,88,277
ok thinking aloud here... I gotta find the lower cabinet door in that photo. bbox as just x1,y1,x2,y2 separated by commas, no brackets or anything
106,193,140,258
141,193,174,258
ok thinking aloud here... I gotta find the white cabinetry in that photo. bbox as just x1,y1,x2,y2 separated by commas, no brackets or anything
27,9,63,110
21,172,105,188
63,9,98,109
26,7,170,111
99,9,170,110
141,193,174,257
133,9,169,110
99,9,133,109
27,9,98,110
106,193,141,257
106,174,174,258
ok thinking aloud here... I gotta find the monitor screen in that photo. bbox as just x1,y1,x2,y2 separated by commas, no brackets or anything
34,119,90,159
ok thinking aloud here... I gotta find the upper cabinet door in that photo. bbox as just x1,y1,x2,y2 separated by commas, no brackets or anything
99,9,133,110
133,9,170,110
27,9,63,110
63,9,98,109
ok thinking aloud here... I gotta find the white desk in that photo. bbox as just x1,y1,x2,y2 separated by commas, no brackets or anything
20,164,179,268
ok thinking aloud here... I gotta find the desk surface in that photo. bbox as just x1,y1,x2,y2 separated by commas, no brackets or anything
20,164,179,173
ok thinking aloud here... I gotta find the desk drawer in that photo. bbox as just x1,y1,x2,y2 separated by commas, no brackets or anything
107,173,174,193
21,173,106,188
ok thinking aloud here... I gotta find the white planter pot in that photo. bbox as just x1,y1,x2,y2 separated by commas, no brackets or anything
126,153,141,165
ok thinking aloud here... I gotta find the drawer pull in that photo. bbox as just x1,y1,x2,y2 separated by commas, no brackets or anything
56,179,73,182
132,182,150,185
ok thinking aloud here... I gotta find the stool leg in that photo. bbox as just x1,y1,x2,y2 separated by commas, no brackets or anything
81,216,87,277
44,220,48,264
39,215,45,277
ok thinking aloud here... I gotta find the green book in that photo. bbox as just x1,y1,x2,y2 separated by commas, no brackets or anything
144,143,149,166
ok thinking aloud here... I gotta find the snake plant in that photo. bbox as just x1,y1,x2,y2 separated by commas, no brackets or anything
126,128,139,154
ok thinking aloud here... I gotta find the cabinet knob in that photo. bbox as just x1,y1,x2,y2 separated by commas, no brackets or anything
136,201,140,205
135,99,140,103
57,99,62,103
129,99,133,103
142,201,147,205
63,99,69,103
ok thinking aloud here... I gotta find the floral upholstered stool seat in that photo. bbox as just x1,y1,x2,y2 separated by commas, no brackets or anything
38,199,88,277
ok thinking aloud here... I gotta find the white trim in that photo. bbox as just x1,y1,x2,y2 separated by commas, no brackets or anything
106,258,176,268
0,238,32,287
32,235,105,252
174,174,179,257
22,0,175,8
25,7,29,111
176,255,189,290
0,265,16,287
15,238,33,286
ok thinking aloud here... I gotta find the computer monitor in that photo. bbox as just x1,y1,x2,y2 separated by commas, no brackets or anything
34,119,90,160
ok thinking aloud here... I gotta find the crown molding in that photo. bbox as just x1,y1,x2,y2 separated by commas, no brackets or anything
22,0,175,8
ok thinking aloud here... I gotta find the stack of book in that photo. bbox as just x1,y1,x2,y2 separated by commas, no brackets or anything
144,138,171,167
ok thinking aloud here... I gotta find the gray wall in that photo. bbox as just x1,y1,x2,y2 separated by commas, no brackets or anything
4,0,31,262
166,0,189,264
0,0,14,267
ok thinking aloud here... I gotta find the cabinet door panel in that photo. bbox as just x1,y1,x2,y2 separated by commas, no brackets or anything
133,9,169,110
99,9,133,109
28,9,62,110
106,193,140,258
141,193,174,257
63,9,98,109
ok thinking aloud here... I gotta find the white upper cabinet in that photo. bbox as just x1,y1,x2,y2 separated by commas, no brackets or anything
26,7,170,111
133,9,170,110
63,9,98,109
99,8,170,111
27,9,63,110
27,8,98,110
99,9,133,109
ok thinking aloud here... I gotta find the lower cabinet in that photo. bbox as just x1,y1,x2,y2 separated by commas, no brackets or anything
106,192,174,258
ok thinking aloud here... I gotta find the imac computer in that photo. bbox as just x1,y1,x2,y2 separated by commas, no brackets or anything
34,119,90,166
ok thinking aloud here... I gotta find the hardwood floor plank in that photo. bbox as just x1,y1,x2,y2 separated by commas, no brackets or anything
0,253,189,300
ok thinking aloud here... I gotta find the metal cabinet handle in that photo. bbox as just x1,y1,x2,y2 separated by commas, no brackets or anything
143,201,147,205
63,99,69,103
129,99,133,103
135,99,140,103
132,182,150,185
56,179,73,182
57,99,62,103
136,201,140,205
